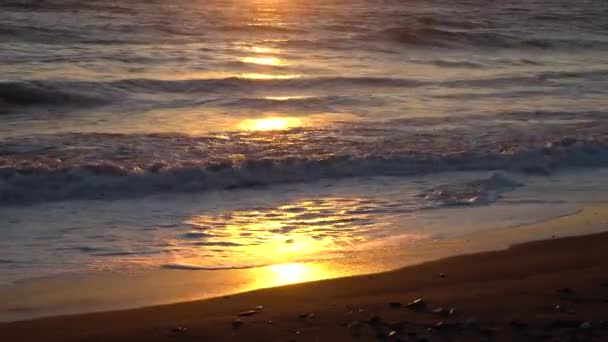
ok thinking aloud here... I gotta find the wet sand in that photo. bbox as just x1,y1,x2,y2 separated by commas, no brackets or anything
2,209,608,341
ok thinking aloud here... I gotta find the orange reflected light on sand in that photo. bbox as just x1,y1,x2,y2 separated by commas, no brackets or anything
262,263,328,287
241,117,302,131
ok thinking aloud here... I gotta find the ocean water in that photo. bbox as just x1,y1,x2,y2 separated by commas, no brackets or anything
1,0,608,289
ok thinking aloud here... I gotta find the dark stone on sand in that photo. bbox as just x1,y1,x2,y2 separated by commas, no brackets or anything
480,327,499,335
238,310,257,317
231,319,244,329
439,273,446,278
547,319,583,329
406,298,426,311
298,312,315,319
171,326,188,333
389,321,406,332
375,330,388,339
388,301,402,308
348,320,362,336
463,317,479,329
369,314,383,326
509,320,529,329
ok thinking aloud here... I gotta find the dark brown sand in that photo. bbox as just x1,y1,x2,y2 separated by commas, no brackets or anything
2,231,608,341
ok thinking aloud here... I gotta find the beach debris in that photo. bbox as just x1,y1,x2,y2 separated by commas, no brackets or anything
299,312,315,320
438,273,446,278
170,326,188,333
254,305,264,310
388,301,402,308
238,310,257,317
448,308,456,316
405,298,426,311
348,320,362,336
368,314,383,326
388,330,398,337
580,321,592,330
231,319,244,329
431,307,448,316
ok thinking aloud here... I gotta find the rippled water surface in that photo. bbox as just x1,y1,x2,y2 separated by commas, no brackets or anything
1,0,608,286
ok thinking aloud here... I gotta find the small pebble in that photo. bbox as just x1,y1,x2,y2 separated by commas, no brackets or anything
254,305,264,310
448,308,456,316
171,326,187,333
369,314,382,325
238,310,257,317
348,320,362,336
388,301,402,308
439,273,446,278
406,298,426,311
231,319,244,329
580,321,592,329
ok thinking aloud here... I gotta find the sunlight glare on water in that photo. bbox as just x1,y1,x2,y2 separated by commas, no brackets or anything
240,117,303,131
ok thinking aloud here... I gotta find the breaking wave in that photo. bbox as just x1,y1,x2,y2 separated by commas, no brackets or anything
1,112,608,204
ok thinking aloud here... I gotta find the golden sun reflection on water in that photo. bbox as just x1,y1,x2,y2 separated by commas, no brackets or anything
240,56,285,66
238,73,300,80
240,117,303,131
249,46,281,54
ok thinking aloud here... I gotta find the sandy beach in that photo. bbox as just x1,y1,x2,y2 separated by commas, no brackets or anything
3,210,608,341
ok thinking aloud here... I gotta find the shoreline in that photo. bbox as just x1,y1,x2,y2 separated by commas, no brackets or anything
2,206,608,341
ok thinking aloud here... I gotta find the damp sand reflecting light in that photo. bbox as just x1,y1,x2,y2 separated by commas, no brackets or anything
250,263,330,287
